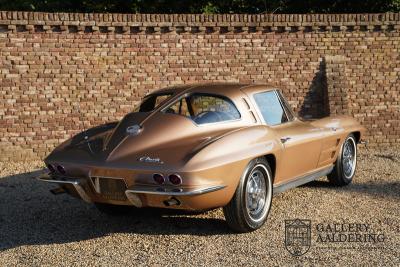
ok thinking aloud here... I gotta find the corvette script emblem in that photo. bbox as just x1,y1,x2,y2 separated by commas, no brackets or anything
138,156,164,164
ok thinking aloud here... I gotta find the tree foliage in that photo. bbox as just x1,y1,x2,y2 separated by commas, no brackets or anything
0,0,399,13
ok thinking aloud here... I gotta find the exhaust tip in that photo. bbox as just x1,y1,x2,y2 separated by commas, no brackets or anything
163,197,181,207
50,187,66,195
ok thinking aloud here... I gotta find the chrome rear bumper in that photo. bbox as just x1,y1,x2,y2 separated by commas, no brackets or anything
37,173,226,206
124,184,225,208
37,173,92,203
125,184,225,196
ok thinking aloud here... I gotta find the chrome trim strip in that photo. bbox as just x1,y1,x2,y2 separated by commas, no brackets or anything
125,184,226,197
37,173,92,203
273,165,334,195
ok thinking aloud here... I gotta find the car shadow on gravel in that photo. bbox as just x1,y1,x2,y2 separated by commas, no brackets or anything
0,169,231,251
303,179,400,200
1,169,399,251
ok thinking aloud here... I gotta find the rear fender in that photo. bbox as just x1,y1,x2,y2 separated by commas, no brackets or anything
184,125,282,202
186,125,281,170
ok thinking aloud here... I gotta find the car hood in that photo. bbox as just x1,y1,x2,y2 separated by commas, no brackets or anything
46,111,242,170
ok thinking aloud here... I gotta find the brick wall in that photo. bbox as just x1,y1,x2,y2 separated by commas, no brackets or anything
0,12,399,161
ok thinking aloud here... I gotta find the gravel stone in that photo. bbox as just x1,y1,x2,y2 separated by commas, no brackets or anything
0,147,399,266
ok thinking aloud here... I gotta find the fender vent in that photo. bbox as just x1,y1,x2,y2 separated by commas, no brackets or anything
336,139,340,146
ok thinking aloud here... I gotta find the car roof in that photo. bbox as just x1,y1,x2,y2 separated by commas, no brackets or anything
150,83,277,98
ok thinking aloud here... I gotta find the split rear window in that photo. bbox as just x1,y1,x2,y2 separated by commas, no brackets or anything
163,93,241,125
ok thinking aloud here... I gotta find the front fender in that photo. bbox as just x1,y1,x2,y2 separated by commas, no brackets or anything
310,115,366,140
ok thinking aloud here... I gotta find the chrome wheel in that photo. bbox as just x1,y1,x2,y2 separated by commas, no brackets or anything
223,158,273,232
245,164,271,222
342,137,357,179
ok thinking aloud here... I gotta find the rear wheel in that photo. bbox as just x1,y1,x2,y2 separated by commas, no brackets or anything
223,158,273,232
328,134,357,186
95,203,132,216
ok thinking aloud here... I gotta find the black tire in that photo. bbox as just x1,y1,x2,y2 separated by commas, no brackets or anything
95,203,132,216
223,158,273,233
328,134,357,186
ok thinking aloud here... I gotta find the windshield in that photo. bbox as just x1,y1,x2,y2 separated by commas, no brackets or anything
134,93,173,112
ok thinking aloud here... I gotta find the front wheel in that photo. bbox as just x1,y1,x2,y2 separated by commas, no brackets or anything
328,134,357,186
223,158,273,232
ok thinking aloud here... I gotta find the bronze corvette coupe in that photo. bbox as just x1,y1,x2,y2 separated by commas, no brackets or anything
38,83,365,232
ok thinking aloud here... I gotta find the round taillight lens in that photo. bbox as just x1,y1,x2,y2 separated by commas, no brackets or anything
47,164,55,173
169,174,182,185
57,165,66,175
153,173,165,184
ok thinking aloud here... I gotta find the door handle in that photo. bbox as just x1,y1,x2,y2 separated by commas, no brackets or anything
280,137,291,143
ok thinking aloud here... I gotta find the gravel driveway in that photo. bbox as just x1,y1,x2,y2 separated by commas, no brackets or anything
0,147,399,266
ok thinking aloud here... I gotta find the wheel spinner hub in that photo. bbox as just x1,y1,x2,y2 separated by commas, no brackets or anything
246,168,267,219
342,138,356,178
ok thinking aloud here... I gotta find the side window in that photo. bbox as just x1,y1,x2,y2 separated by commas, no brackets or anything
165,98,191,117
164,94,241,125
134,93,172,112
154,94,170,107
254,91,288,125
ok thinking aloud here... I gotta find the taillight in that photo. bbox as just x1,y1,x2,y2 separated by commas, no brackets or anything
57,165,66,175
153,173,165,184
47,164,55,173
168,174,182,185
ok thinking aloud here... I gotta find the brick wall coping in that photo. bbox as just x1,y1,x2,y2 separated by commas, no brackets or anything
0,12,399,34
